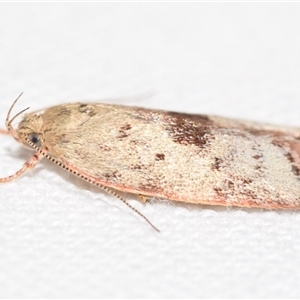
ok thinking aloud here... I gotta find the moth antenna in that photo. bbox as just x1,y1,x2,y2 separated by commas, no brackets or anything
5,92,30,141
25,137,160,232
6,92,24,126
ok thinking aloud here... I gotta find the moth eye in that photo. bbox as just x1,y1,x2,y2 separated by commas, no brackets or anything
28,133,41,147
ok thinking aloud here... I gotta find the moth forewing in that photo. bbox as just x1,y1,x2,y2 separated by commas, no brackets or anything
2,95,300,231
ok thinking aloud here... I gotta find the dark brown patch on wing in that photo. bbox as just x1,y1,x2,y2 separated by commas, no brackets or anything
155,153,165,161
163,112,215,147
166,111,211,122
118,123,132,139
104,171,122,181
285,152,300,176
212,157,223,171
225,179,235,190
252,149,264,171
213,187,223,197
241,178,253,184
272,138,300,177
292,165,300,176
121,124,132,131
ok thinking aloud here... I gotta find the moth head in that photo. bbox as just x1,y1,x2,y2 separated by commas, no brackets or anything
5,93,44,150
17,113,44,149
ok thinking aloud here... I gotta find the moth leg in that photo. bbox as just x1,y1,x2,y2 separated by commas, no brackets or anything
0,129,9,135
139,194,148,203
0,152,44,183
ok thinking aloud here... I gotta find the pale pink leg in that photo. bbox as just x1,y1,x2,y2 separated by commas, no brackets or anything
0,152,44,183
0,129,9,135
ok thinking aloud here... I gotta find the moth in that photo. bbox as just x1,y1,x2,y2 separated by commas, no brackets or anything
1,93,300,230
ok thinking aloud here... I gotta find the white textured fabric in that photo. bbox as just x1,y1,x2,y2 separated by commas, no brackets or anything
1,3,300,298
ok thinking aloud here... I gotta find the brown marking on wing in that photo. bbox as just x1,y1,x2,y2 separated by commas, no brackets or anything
117,123,132,139
155,153,165,161
272,137,300,177
104,171,122,180
163,112,215,147
212,157,223,171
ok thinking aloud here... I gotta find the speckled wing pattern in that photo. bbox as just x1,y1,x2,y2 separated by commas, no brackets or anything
23,103,300,209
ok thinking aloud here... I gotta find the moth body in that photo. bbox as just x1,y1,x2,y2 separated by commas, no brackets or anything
10,102,300,210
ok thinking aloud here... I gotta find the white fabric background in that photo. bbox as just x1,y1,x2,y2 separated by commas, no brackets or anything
1,3,300,298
